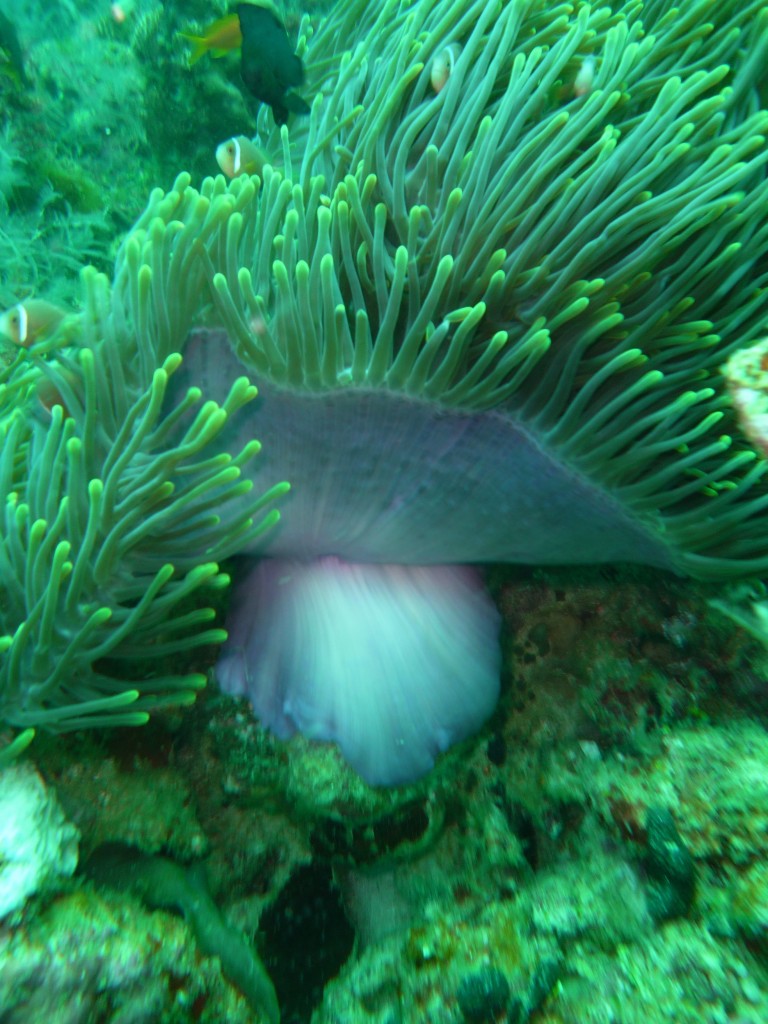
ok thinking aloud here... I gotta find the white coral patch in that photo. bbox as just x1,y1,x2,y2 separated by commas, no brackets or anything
0,763,79,920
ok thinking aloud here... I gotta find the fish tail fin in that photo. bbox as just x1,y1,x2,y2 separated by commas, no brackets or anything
178,32,208,65
284,92,311,117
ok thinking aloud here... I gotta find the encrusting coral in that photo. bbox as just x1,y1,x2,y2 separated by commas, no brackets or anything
3,0,768,784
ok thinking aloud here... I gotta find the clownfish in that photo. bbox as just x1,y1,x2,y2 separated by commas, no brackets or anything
216,135,271,178
573,56,596,97
430,43,461,94
0,299,69,347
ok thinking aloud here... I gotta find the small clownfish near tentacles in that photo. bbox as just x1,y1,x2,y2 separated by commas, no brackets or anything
216,135,270,178
430,42,461,94
554,54,597,103
0,299,69,347
573,55,596,97
35,370,77,417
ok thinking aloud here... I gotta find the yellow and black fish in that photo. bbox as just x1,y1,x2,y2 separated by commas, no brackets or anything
179,13,242,65
236,0,309,125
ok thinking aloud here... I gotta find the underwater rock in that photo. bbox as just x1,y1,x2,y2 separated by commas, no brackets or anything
732,861,768,947
456,966,512,1022
85,842,280,1024
0,762,78,920
0,885,256,1022
644,806,696,922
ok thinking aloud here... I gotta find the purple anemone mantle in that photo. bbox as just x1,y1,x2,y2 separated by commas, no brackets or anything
175,331,673,786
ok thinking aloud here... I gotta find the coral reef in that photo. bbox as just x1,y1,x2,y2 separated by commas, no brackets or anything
0,886,259,1023
85,843,280,1024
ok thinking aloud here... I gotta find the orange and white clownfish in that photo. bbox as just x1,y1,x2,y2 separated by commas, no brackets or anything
215,135,270,178
0,298,69,347
430,42,462,94
573,56,596,97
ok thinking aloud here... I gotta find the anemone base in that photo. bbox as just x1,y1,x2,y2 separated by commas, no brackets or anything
216,557,502,786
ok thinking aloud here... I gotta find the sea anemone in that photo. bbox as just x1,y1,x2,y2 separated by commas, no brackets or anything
0,251,287,755
3,0,768,784
178,0,768,784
